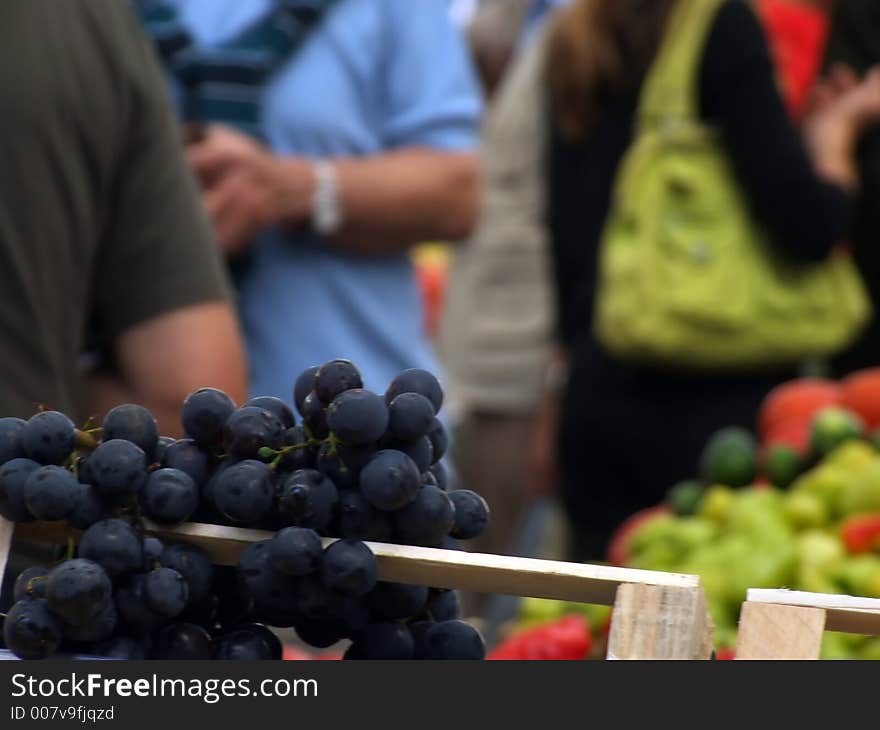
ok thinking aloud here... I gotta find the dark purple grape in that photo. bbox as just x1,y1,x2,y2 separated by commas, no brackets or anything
3,598,62,659
245,396,295,429
382,436,433,473
45,559,112,625
213,460,274,526
154,623,215,659
344,622,413,660
143,536,164,570
160,543,214,607
410,620,433,659
392,485,455,547
449,489,490,540
276,425,315,471
335,489,393,542
314,359,363,405
277,469,338,530
321,540,378,597
154,436,176,464
315,442,359,490
387,393,435,442
161,438,211,487
293,365,320,416
0,417,26,466
223,407,284,459
182,388,236,449
216,624,282,660
426,418,448,464
0,457,39,522
430,462,449,491
368,582,428,621
145,567,189,618
141,468,199,526
13,566,49,602
424,589,460,621
94,635,149,660
359,450,420,511
301,391,329,439
88,439,147,500
102,404,159,461
236,540,298,615
78,519,144,580
325,593,371,636
24,465,77,521
293,574,331,620
326,389,388,445
22,411,75,465
424,620,485,659
116,573,165,636
64,600,117,643
67,483,108,530
384,369,443,413
269,527,323,577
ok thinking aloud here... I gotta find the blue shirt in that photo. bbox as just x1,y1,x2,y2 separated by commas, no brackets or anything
161,0,482,402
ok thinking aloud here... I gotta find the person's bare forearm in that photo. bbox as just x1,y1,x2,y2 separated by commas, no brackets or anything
85,372,185,439
84,302,248,439
277,149,481,254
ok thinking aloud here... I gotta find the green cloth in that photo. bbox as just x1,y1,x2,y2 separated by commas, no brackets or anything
0,0,230,420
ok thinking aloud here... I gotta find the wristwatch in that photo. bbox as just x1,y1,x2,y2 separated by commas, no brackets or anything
310,160,344,236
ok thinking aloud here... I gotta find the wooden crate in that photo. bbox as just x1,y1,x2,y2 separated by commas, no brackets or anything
0,517,714,660
736,589,880,659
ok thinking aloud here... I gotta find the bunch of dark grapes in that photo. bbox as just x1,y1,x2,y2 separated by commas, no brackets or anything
0,360,490,660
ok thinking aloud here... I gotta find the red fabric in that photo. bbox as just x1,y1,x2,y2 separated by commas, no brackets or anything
755,0,831,120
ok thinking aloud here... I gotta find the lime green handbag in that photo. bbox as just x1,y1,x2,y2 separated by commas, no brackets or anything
593,0,871,369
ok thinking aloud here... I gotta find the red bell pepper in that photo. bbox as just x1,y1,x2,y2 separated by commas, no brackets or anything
488,615,592,661
840,514,880,554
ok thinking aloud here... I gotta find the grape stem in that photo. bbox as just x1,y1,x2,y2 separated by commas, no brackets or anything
74,429,101,451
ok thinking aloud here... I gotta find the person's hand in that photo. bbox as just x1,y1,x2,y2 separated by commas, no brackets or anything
804,66,880,191
186,125,314,256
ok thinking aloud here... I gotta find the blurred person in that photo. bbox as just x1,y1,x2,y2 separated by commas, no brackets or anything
545,0,880,561
0,0,247,614
442,7,565,571
824,0,880,374
450,0,880,565
136,0,482,401
0,0,247,435
466,0,569,97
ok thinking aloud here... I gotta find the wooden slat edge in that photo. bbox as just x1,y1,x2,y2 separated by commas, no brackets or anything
13,521,700,606
747,589,880,635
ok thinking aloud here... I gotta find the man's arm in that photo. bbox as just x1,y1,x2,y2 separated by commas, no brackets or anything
188,127,481,256
86,302,247,437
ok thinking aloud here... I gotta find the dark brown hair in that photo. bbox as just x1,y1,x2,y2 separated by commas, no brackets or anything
546,0,676,141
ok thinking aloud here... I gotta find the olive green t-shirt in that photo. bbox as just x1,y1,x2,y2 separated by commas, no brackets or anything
0,0,230,421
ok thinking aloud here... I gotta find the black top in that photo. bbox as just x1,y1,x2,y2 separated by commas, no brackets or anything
825,0,880,373
0,0,230,419
549,0,852,354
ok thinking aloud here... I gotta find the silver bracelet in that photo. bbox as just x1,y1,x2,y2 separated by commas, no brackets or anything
311,160,344,236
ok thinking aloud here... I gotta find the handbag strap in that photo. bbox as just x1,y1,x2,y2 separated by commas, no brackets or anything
638,0,726,128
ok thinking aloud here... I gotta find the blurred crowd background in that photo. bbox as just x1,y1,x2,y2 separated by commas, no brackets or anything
2,0,880,621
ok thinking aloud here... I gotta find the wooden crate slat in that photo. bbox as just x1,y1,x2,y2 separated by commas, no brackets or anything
607,583,714,660
747,589,880,635
11,519,700,606
735,602,825,659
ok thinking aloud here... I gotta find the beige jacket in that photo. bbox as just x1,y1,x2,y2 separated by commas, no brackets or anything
440,36,555,416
